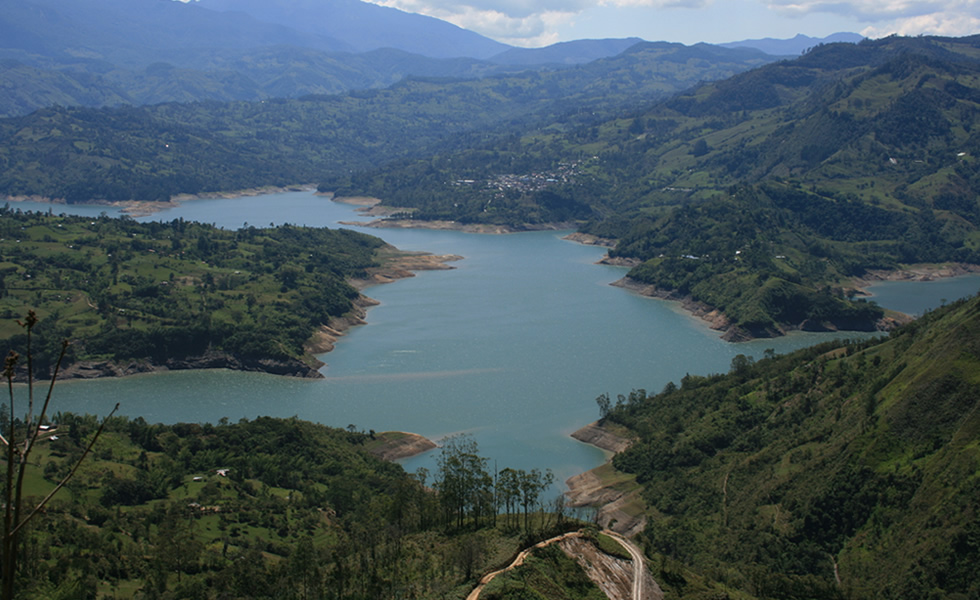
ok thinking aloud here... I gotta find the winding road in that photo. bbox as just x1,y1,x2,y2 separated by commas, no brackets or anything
466,528,650,600
603,530,647,600
465,531,583,600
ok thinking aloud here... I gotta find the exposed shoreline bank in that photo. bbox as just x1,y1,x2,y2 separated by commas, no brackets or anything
605,262,980,343
52,248,462,383
850,262,980,290
565,421,647,537
365,431,438,462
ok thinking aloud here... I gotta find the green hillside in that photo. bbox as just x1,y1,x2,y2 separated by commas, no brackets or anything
0,207,386,377
1,410,609,599
0,42,773,202
600,292,980,599
352,35,980,337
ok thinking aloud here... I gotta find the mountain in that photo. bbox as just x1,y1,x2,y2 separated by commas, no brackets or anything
0,39,776,203
0,0,521,117
351,35,980,338
721,31,864,55
0,0,350,66
193,0,510,59
488,38,647,65
598,290,980,598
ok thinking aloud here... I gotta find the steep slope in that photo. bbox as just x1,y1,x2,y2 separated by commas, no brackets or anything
355,35,980,337
599,293,980,599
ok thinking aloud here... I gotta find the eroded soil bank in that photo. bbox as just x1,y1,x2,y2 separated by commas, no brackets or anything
566,421,648,538
366,431,438,461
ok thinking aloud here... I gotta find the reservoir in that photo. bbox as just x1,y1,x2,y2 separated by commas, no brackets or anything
9,191,980,490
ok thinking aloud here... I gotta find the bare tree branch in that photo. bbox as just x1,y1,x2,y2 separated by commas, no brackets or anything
11,403,119,538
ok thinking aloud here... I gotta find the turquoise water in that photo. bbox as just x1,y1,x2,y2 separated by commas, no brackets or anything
9,191,976,489
865,275,980,316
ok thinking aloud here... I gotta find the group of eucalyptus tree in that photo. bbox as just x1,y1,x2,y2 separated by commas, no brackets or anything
433,435,554,533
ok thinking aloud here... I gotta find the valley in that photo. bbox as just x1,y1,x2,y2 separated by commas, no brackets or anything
1,0,979,597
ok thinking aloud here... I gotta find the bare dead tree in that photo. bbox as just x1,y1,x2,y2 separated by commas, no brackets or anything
1,311,118,600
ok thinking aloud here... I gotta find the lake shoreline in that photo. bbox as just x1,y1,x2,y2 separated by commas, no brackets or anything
606,264,980,343
366,431,438,461
850,262,980,291
565,421,647,536
3,184,321,218
49,249,462,383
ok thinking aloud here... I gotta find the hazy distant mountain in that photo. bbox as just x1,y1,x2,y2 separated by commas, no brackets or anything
194,0,510,59
489,38,646,65
0,0,783,118
0,0,350,67
721,32,864,56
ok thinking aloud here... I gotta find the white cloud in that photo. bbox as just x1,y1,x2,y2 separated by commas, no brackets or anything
599,0,711,7
861,11,980,37
767,0,980,22
366,0,711,45
369,0,583,45
766,0,980,39
365,0,980,46
373,0,589,20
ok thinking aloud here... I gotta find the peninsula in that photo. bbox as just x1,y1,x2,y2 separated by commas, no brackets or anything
0,206,458,381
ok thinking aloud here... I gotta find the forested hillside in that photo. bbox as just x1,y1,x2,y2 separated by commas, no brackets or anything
0,42,774,201
598,292,980,599
0,207,386,377
4,413,602,599
352,35,980,337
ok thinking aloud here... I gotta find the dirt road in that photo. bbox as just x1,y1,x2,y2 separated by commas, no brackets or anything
465,531,583,600
466,528,658,600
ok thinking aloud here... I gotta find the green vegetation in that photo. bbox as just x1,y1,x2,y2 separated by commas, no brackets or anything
479,544,608,600
9,36,978,335
599,292,980,599
0,43,772,203
2,411,594,599
0,207,386,376
350,35,980,336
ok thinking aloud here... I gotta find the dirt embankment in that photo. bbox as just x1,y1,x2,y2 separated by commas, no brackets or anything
349,249,463,289
560,536,635,600
559,535,663,600
58,351,325,380
852,262,980,289
366,431,438,461
567,422,647,538
610,277,736,337
571,421,633,454
563,232,617,248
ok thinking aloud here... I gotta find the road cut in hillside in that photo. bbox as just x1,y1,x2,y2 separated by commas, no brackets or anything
466,529,662,600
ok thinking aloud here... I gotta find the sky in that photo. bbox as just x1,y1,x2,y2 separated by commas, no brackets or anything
360,0,980,47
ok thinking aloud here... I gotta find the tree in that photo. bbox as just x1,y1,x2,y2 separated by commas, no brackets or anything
1,311,117,600
596,393,611,421
518,468,554,533
497,468,521,530
434,435,491,530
